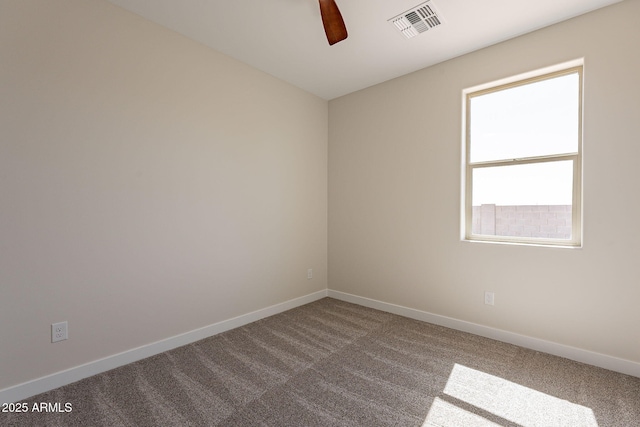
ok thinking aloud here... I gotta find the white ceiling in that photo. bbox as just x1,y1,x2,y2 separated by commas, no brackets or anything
107,0,623,100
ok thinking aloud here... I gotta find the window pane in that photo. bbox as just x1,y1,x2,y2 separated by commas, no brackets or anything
470,73,580,163
471,161,573,239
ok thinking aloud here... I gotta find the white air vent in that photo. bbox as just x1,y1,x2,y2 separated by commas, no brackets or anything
389,1,443,39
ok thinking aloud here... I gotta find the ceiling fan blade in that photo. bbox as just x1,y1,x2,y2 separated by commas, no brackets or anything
319,0,348,45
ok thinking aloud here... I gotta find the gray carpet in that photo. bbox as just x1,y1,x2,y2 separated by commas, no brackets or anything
2,298,639,426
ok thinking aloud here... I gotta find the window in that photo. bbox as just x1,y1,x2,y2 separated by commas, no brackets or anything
463,65,582,247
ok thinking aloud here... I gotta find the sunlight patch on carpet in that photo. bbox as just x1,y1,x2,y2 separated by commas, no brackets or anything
423,397,503,427
434,363,598,427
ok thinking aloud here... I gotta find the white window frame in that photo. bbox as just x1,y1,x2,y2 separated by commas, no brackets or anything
462,63,583,247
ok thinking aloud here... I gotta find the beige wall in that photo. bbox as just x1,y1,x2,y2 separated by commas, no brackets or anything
0,0,327,389
329,0,640,364
2,0,638,395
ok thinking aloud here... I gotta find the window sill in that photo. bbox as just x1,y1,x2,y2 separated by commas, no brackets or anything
462,237,582,249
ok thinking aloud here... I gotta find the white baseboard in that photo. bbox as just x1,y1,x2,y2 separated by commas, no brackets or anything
4,288,637,404
328,289,640,378
0,290,328,404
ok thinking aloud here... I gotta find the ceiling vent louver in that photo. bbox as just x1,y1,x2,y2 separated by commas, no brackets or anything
389,1,443,39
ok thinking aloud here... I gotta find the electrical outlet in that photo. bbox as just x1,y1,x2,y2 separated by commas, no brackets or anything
307,268,313,279
484,292,495,306
52,321,68,343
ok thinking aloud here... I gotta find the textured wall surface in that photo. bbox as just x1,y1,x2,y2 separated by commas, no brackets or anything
329,0,640,364
0,0,328,390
